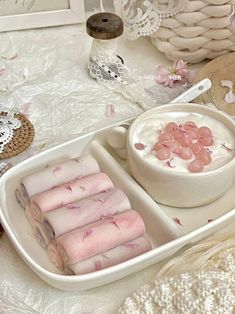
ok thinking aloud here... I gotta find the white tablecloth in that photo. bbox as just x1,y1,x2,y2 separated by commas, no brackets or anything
0,22,232,314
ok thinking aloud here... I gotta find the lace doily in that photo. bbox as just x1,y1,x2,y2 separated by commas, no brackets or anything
118,235,235,313
0,110,21,153
114,0,188,40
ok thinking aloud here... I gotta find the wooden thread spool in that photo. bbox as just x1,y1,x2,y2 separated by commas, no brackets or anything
86,12,124,40
86,13,127,87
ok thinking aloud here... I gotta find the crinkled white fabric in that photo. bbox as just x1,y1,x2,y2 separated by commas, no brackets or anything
0,25,143,166
114,0,188,40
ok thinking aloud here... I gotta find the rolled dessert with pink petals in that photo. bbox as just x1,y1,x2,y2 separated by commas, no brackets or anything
15,188,27,208
47,210,145,270
43,188,131,240
25,208,50,248
34,222,51,248
65,236,151,275
27,172,114,223
19,154,100,203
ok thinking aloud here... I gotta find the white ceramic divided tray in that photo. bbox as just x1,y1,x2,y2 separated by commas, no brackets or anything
0,119,235,291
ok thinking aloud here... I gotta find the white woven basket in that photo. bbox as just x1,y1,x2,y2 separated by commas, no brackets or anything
151,0,235,63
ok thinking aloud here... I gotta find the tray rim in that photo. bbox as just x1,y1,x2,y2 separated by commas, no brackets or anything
0,119,234,286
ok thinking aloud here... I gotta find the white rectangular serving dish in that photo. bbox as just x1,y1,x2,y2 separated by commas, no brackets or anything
0,120,234,291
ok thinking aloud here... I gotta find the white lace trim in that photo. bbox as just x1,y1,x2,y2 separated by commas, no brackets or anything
0,109,21,153
88,39,130,89
114,0,188,40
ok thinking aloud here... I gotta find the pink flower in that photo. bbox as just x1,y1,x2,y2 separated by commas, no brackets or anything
156,59,189,88
105,104,115,117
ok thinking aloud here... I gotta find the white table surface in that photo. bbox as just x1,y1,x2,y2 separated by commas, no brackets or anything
0,22,233,314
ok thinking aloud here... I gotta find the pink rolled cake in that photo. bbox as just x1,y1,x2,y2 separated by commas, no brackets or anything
43,188,131,240
25,207,50,248
27,172,114,223
15,188,27,208
65,236,151,275
34,222,50,248
19,154,100,203
47,210,145,270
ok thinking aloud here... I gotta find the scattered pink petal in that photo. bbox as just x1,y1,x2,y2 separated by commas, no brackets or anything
110,219,120,229
83,229,93,241
0,68,5,76
208,219,214,223
65,184,72,192
101,213,114,220
173,217,182,226
66,203,80,210
220,80,235,103
221,80,233,89
225,90,235,104
102,214,120,229
53,166,62,175
123,242,138,249
20,102,32,116
94,260,102,271
221,143,234,152
94,198,104,205
2,54,18,60
105,104,116,117
134,143,146,150
166,159,176,168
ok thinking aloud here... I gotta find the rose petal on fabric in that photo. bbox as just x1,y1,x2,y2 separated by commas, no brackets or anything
221,80,233,89
0,68,5,76
105,104,115,117
20,102,32,116
225,90,235,104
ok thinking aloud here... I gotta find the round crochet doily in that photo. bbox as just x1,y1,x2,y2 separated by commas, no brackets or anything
0,112,35,160
193,52,235,116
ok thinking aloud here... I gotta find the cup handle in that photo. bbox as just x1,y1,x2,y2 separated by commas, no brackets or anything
106,124,130,159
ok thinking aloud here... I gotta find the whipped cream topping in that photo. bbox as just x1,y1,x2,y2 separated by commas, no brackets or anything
133,112,235,173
